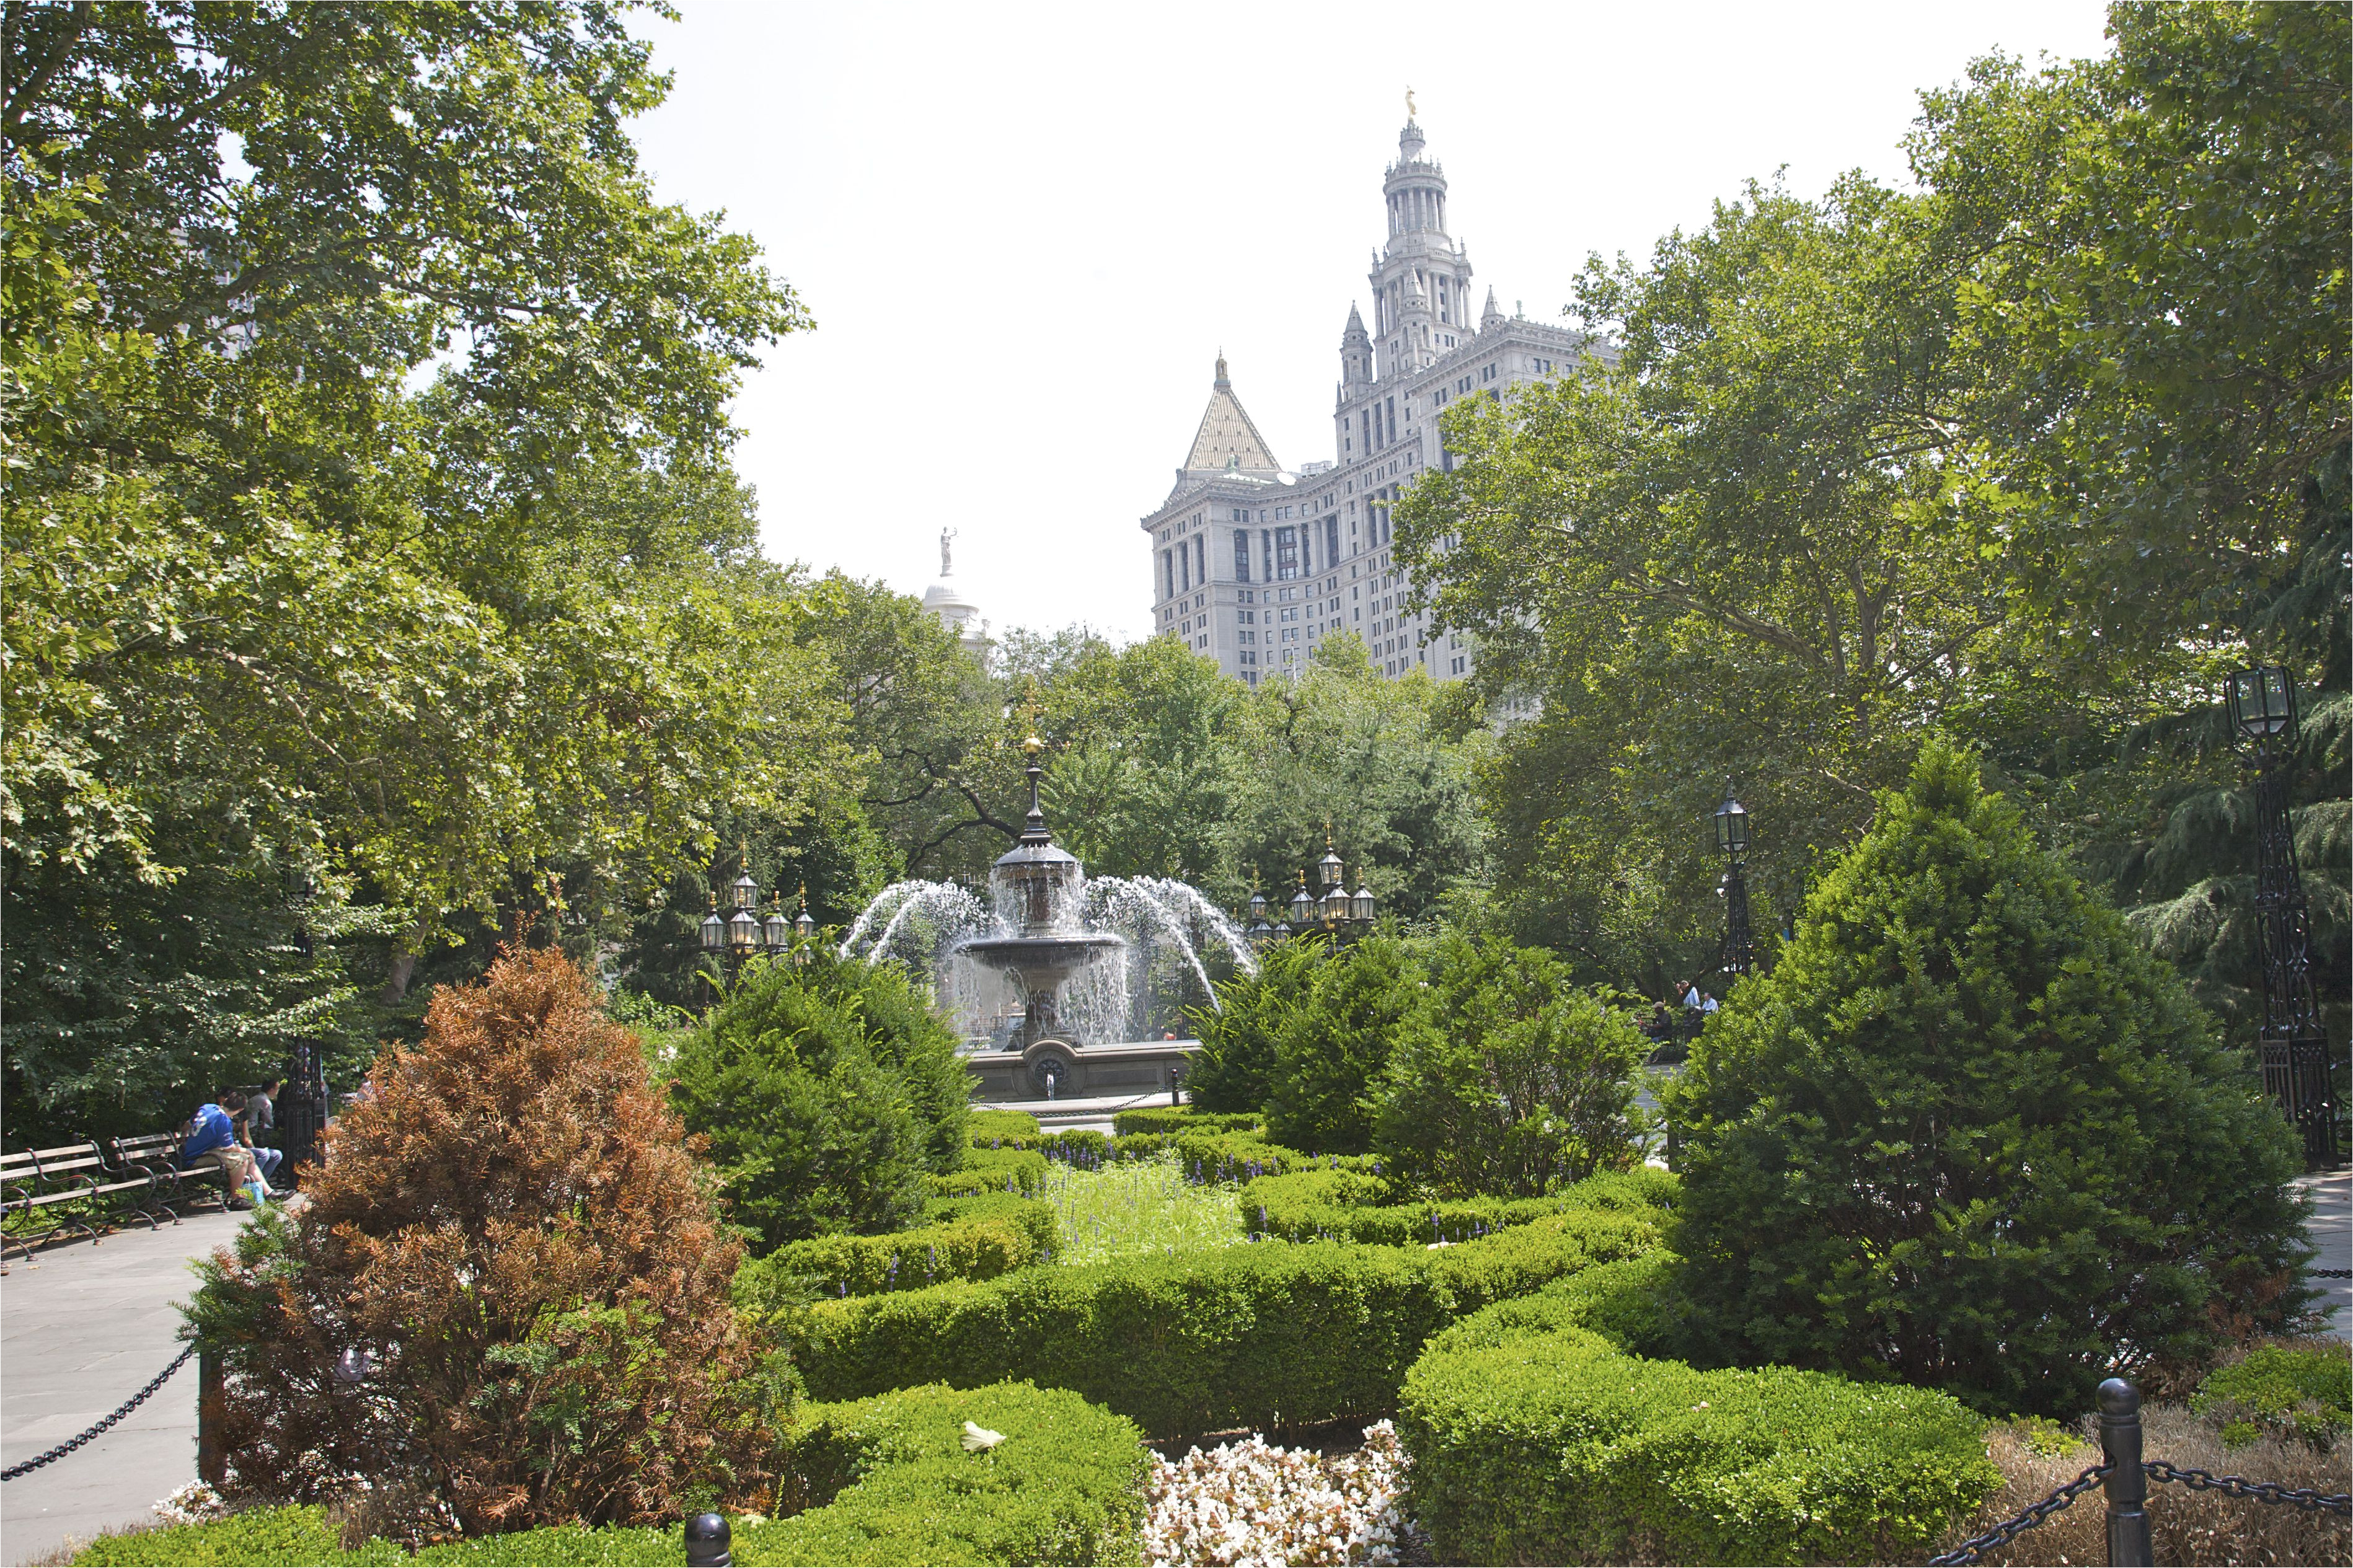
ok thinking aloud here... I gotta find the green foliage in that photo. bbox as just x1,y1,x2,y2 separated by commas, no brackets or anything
1108,1107,1261,1137
1663,740,2311,1416
1239,1165,1679,1247
793,1178,1671,1440
1180,935,1326,1113
1374,935,1652,1196
969,1109,1044,1143
2192,1346,2352,1449
1266,936,1422,1155
669,955,969,1248
763,1202,1058,1299
930,1147,1049,1200
78,1383,1149,1568
1399,1280,2001,1566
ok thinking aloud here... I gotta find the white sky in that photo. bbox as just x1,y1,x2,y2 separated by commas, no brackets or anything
626,1,2114,645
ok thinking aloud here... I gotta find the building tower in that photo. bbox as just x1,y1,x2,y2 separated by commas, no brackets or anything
1371,117,1472,379
921,527,991,666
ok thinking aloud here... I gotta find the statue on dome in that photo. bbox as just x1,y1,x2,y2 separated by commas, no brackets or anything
940,526,955,578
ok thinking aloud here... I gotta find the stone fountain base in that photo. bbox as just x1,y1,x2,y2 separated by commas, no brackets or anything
963,1038,1197,1103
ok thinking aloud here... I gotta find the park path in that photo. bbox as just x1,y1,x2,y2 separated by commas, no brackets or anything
0,1171,2342,1566
0,1209,250,1567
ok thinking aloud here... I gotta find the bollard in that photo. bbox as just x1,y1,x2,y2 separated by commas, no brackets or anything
684,1511,731,1567
196,1348,226,1489
2097,1377,2152,1567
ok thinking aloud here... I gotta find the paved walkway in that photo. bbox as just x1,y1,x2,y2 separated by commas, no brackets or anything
1,1210,251,1567
2295,1169,2351,1340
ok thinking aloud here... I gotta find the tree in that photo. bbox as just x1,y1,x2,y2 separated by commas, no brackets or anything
1264,935,1423,1155
668,952,968,1249
1374,935,1649,1197
1661,739,2310,1417
2,4,839,1134
1181,934,1327,1113
182,947,779,1537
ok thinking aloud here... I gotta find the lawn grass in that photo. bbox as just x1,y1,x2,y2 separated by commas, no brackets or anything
1041,1153,1247,1266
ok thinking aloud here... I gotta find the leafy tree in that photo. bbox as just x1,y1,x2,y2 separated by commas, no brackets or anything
668,952,968,1249
1181,935,1327,1113
182,947,780,1536
1662,739,2310,1417
1374,935,1649,1196
1264,935,1423,1155
2,4,838,1134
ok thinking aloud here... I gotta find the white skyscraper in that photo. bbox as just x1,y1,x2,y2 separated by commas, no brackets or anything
1140,115,1607,687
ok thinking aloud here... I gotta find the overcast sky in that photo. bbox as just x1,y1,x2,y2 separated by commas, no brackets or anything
625,1,2114,645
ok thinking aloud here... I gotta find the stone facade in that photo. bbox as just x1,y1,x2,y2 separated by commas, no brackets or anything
1141,118,1609,687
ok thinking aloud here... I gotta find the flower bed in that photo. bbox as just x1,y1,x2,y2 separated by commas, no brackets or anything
1144,1422,1408,1567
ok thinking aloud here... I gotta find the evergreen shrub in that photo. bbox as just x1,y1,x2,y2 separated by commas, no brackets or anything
1110,1106,1262,1136
794,1181,1670,1438
1265,935,1421,1154
929,1145,1048,1199
759,1200,1058,1298
2191,1344,2352,1448
670,952,970,1248
1238,1165,1677,1246
76,1382,1148,1567
968,1109,1042,1143
1663,739,2311,1416
1399,1287,2001,1567
1374,934,1651,1196
1180,935,1327,1111
180,948,779,1537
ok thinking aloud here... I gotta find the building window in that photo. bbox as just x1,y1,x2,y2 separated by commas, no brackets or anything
1233,530,1251,582
1179,545,1190,593
1194,536,1206,588
1275,526,1300,581
1162,549,1174,600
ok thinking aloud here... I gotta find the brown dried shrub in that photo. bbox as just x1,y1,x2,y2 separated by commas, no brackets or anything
184,946,784,1539
1951,1404,2350,1567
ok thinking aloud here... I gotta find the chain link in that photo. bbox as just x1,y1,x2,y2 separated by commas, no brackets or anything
2145,1460,2353,1513
2308,1267,2352,1279
1928,1462,2112,1565
0,1345,198,1482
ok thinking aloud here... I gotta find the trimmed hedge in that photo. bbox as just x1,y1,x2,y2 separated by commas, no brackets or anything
1110,1107,1264,1137
2192,1344,2352,1447
766,1200,1058,1297
76,1382,1148,1567
795,1191,1669,1439
927,1145,1047,1199
967,1109,1042,1143
1399,1266,2001,1566
1238,1165,1677,1246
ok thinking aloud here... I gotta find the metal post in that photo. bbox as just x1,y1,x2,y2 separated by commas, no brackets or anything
282,1039,329,1181
684,1511,731,1567
2097,1377,2152,1567
196,1349,226,1489
1721,858,1754,982
2238,677,2341,1168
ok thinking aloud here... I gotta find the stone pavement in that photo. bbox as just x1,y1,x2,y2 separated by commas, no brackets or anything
1,1209,251,1567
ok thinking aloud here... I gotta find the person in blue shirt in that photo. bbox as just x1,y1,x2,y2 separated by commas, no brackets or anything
180,1090,261,1200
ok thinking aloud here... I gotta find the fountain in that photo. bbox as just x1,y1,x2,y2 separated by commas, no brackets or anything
838,736,1256,1102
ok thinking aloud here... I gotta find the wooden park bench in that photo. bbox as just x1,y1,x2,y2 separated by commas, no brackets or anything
107,1131,239,1220
0,1140,174,1259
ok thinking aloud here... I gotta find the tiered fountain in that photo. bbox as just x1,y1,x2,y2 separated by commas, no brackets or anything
839,736,1254,1101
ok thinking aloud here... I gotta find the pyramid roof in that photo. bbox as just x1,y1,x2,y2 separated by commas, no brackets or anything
1181,355,1281,477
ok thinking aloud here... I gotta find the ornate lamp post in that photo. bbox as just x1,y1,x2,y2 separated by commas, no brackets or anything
1713,783,1754,982
699,843,796,984
1288,870,1316,929
2227,665,2339,1167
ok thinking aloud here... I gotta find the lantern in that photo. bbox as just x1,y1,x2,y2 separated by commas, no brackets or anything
699,896,725,952
2227,665,2296,741
1712,783,1750,857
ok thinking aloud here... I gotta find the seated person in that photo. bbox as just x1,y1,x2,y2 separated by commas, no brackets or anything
235,1099,285,1194
179,1091,259,1200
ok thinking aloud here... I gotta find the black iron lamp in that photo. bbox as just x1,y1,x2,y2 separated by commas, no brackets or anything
1289,870,1315,927
794,883,818,941
1321,868,1351,924
699,894,725,953
2227,664,2296,741
762,894,791,952
1712,786,1750,857
1350,877,1376,923
1317,826,1345,892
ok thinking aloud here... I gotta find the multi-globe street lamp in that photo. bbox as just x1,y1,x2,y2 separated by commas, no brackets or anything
2227,664,2340,1168
1241,832,1376,946
698,845,813,978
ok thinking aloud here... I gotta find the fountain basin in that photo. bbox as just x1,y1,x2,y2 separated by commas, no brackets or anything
965,1037,1198,1103
958,933,1125,997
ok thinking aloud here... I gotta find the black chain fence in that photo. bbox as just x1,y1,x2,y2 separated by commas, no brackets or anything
2144,1460,2352,1512
2309,1267,2352,1278
0,1345,197,1482
1929,1462,2114,1566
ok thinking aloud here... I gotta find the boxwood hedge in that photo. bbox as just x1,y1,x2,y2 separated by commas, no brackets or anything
74,1382,1147,1567
1109,1108,1263,1137
927,1145,1047,1199
795,1186,1669,1439
762,1199,1058,1297
1238,1165,1676,1246
1398,1266,2001,1566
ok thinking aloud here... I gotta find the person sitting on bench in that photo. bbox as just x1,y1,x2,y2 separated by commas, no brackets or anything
179,1091,260,1203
